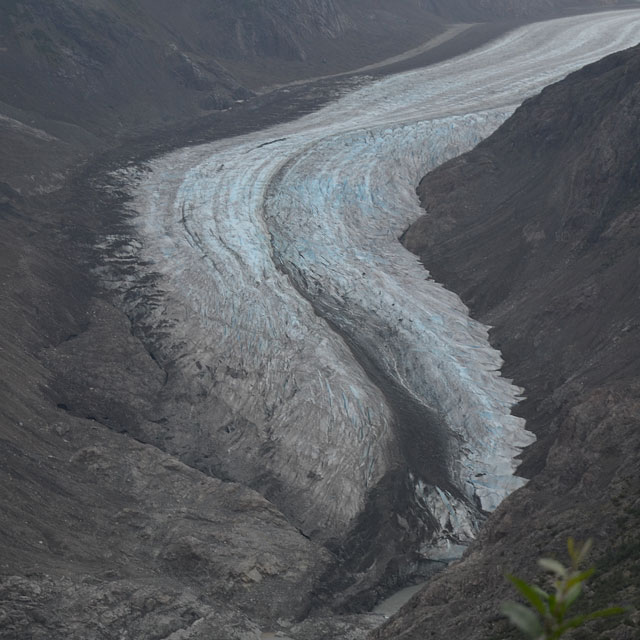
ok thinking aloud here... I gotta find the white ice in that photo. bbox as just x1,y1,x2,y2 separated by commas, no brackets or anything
124,11,640,544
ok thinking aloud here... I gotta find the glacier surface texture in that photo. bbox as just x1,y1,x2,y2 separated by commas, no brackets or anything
113,11,640,557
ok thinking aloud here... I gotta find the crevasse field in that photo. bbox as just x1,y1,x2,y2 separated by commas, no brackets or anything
119,11,640,556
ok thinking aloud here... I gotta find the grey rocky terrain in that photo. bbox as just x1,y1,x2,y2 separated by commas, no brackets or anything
2,1,640,639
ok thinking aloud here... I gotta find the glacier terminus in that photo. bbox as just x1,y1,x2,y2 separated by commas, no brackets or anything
103,9,640,588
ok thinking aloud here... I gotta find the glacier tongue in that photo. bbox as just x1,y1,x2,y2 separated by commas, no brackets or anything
123,10,640,552
264,109,528,514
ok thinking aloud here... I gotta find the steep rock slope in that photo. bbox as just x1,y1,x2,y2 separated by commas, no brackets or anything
375,42,640,640
0,0,627,192
0,1,446,142
0,0,429,193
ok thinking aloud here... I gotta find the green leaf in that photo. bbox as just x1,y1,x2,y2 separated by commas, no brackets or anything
577,539,593,565
556,615,586,635
566,567,595,588
584,606,628,621
558,607,627,634
567,537,576,562
538,557,567,577
565,582,582,608
507,575,548,616
531,584,550,600
501,601,544,639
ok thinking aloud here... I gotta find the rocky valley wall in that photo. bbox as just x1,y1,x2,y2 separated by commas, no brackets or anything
376,40,640,640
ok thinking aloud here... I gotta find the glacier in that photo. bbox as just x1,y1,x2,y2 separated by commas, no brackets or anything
113,10,640,557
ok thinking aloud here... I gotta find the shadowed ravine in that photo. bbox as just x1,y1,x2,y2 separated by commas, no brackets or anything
109,9,640,596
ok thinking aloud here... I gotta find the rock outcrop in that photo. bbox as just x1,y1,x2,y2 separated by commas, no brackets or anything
376,41,640,640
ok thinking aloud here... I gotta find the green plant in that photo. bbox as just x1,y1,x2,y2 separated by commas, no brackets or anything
501,538,627,639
